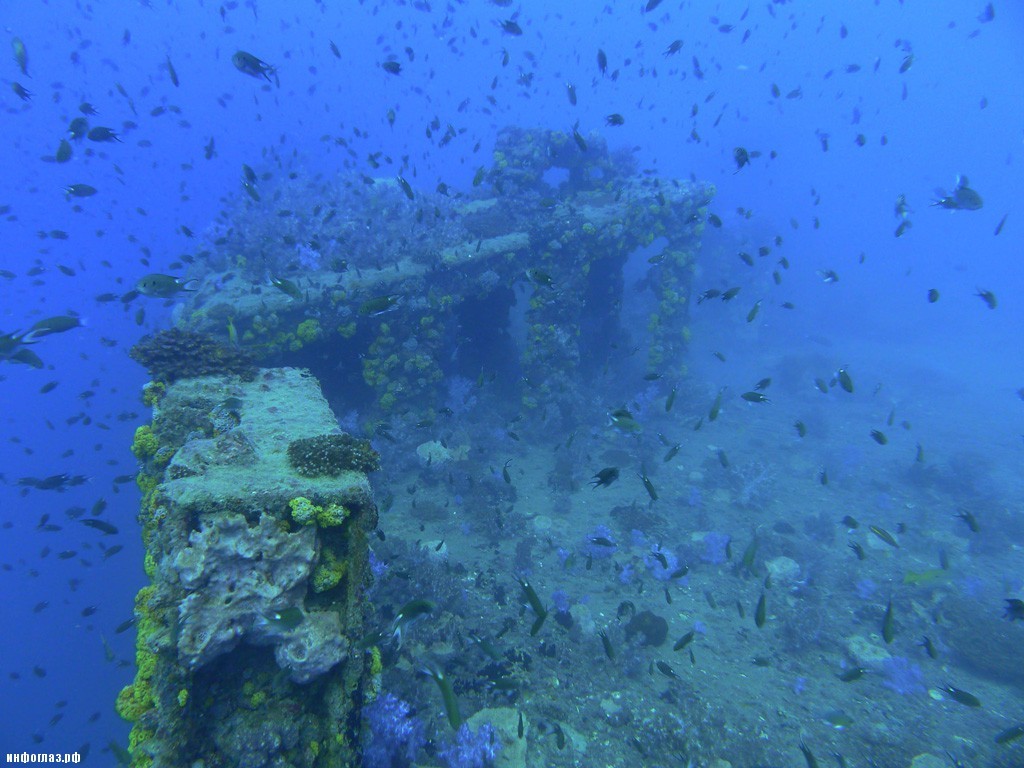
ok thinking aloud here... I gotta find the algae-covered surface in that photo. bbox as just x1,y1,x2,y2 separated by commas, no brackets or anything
158,368,373,510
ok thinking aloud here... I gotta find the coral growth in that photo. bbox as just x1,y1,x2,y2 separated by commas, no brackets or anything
129,328,256,383
287,433,380,476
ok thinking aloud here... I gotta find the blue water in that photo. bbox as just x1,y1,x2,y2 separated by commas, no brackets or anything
1,1,1022,764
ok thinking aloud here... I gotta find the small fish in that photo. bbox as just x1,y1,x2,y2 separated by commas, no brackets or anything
12,37,28,76
869,429,888,445
605,113,624,126
799,742,820,768
80,519,118,535
502,460,512,485
655,660,680,680
500,19,523,35
882,598,895,643
665,386,677,412
65,184,98,198
571,122,587,152
794,420,807,437
746,300,762,323
994,213,1008,236
741,391,770,404
835,367,854,393
942,685,981,708
233,50,276,82
87,126,121,143
166,56,179,86
975,288,997,309
919,635,938,659
869,525,899,549
358,294,402,316
396,175,414,200
709,388,724,421
662,443,680,463
598,629,615,660
734,146,750,172
136,274,199,297
837,666,866,682
754,592,767,628
673,631,695,652
995,723,1024,745
637,469,658,502
590,467,619,489
954,508,979,533
1002,599,1024,622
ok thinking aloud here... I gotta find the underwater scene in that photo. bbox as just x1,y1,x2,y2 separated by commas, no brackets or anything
0,1,1022,767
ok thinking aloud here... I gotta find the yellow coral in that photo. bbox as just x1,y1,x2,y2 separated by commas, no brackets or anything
317,503,349,527
312,549,347,593
289,496,319,526
369,645,383,676
250,690,268,707
177,688,189,707
141,382,165,407
143,550,157,579
131,425,159,459
116,681,154,722
296,318,321,343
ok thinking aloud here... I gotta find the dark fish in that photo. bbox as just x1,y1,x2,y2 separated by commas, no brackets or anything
396,175,414,200
1003,599,1024,622
86,127,121,142
500,19,522,35
919,635,938,659
733,147,750,172
927,288,940,303
655,660,679,679
754,592,766,628
835,367,854,393
233,51,276,82
605,113,624,126
598,629,615,660
994,213,1008,236
673,631,695,652
637,469,658,502
65,184,98,198
882,598,895,643
740,392,770,404
942,685,981,708
799,742,820,768
709,388,724,421
794,420,807,437
869,430,888,445
954,508,979,533
80,519,118,535
597,49,607,74
590,467,619,489
136,273,198,297
166,56,179,86
975,288,997,309
932,175,983,210
837,666,866,682
995,723,1024,745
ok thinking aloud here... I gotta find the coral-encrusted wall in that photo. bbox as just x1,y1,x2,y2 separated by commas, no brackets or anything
119,368,378,768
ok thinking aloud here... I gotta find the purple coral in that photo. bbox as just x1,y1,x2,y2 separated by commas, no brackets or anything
362,692,426,768
438,722,502,768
